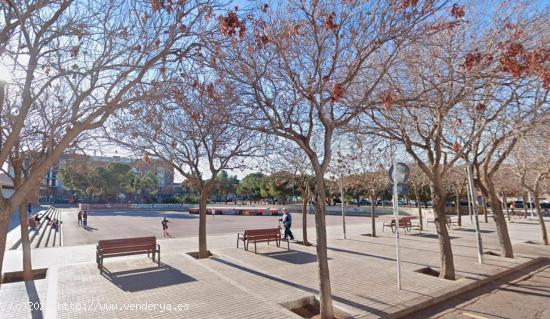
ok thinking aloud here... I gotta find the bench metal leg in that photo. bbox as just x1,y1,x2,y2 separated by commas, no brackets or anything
254,240,257,254
236,235,239,248
157,245,161,267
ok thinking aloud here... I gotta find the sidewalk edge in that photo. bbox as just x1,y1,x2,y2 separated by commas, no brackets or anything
384,256,549,319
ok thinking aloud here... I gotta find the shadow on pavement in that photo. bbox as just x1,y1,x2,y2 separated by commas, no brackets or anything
211,256,388,317
411,233,459,239
453,228,495,234
25,280,44,319
261,250,318,264
327,246,396,263
101,264,196,292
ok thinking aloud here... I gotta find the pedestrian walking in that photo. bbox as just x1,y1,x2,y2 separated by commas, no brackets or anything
280,209,294,240
82,211,88,228
77,211,82,226
27,201,32,215
162,217,170,237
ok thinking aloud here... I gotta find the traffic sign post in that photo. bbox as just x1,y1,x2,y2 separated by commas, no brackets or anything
389,161,409,290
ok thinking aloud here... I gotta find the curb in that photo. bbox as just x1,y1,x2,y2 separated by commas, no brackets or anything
385,256,549,319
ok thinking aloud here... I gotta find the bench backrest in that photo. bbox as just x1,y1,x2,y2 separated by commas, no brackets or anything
389,217,411,226
399,217,411,224
98,236,156,250
244,228,280,238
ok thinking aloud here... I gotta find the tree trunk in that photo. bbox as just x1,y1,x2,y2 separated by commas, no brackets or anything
301,189,310,246
456,193,461,227
534,193,549,245
19,204,33,281
430,180,455,280
502,192,510,221
370,194,376,237
0,209,9,286
313,176,335,319
198,190,209,259
487,181,514,258
416,192,423,231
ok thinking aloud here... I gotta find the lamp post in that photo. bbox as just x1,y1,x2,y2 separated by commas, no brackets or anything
340,172,346,240
391,157,401,289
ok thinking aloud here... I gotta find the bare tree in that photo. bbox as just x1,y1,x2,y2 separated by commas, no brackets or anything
511,128,550,245
408,164,430,230
110,78,259,258
363,1,549,273
270,148,315,246
350,141,390,237
0,0,214,284
493,166,522,221
362,14,483,279
212,2,445,315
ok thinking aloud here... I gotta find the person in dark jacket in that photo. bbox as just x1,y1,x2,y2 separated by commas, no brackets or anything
77,211,82,226
280,209,294,240
162,217,171,237
82,211,88,227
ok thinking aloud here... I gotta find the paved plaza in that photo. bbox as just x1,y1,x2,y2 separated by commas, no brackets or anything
59,208,370,246
1,208,550,318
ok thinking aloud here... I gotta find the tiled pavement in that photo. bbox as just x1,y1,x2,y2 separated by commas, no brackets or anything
1,211,549,319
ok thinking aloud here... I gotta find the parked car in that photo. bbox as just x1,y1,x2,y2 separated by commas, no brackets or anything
511,201,535,209
359,199,371,206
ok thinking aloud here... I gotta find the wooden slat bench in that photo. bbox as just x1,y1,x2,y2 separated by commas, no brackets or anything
382,217,412,233
427,216,457,229
96,236,160,271
237,228,289,253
